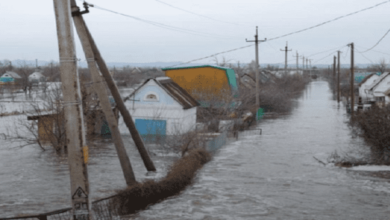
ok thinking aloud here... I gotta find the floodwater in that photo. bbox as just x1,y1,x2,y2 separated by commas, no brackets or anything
0,128,177,217
132,80,390,220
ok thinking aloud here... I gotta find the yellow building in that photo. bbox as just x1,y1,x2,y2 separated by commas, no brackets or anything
162,65,238,102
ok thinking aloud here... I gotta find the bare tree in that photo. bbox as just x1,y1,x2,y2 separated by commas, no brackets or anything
368,58,388,74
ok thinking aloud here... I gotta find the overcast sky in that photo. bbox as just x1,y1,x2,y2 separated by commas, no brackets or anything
1,0,390,66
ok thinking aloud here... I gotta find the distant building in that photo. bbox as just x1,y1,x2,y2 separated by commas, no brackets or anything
28,70,46,84
0,71,21,84
124,77,199,140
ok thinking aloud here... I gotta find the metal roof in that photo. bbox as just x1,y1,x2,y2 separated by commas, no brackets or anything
126,77,200,110
161,64,233,71
1,71,21,79
367,72,390,91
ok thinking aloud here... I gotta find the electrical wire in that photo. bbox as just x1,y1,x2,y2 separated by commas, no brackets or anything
306,45,347,58
173,1,390,65
358,27,390,53
154,0,243,26
84,2,227,38
267,0,390,41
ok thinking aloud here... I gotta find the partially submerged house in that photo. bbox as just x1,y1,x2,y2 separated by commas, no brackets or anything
0,71,21,84
358,73,380,103
162,65,239,102
124,77,199,139
365,72,390,107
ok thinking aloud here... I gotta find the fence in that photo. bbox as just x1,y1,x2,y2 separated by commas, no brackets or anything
0,196,122,220
204,131,227,153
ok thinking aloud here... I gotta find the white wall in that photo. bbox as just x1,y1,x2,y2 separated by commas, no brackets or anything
125,80,197,135
359,75,379,103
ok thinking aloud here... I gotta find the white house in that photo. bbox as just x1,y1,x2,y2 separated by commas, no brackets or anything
28,71,46,83
366,72,390,106
124,77,199,138
358,73,379,103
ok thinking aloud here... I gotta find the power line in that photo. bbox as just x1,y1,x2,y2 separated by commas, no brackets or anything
358,27,390,53
174,1,390,65
355,46,390,56
267,0,390,41
357,52,374,63
85,2,227,38
306,45,347,58
154,0,243,26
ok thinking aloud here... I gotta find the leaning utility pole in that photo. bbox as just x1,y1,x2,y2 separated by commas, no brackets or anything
348,43,355,116
74,1,156,172
246,26,266,108
337,50,341,103
53,0,91,218
333,56,336,96
71,0,137,186
280,42,292,75
293,51,301,74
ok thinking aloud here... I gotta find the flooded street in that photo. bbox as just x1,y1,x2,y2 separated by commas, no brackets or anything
133,80,390,220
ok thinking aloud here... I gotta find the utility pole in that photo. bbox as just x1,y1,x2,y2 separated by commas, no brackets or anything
71,0,137,186
348,43,355,116
302,56,305,74
280,42,292,75
293,51,301,74
53,0,91,219
337,50,342,103
72,1,156,172
333,56,336,96
246,26,266,109
308,59,312,76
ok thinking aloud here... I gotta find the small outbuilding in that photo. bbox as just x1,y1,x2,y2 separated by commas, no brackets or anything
124,77,199,140
366,72,390,107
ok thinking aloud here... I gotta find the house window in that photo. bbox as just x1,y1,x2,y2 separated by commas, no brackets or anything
144,92,159,102
376,96,385,102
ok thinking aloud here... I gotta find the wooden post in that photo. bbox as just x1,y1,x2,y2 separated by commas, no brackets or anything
71,0,137,185
52,0,91,218
349,43,355,116
333,56,336,96
337,51,341,103
73,4,156,172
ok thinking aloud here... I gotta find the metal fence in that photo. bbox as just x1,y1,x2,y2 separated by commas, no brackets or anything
205,131,227,153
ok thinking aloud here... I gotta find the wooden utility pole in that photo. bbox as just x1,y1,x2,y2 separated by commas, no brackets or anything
280,42,292,75
337,50,341,103
293,51,301,74
246,26,266,108
302,56,305,74
333,56,336,96
53,0,91,218
71,0,137,186
75,2,156,172
348,43,355,116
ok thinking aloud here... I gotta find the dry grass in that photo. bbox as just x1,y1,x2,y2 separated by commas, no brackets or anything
113,148,211,215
